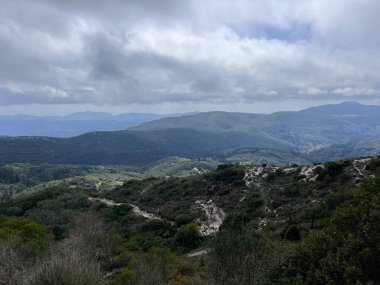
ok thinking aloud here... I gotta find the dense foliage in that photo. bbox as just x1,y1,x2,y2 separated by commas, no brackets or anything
0,158,379,284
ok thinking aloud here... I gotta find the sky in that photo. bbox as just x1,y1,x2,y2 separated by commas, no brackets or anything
1,0,380,115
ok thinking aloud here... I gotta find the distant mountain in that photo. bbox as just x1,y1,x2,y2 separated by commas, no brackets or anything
307,139,380,162
0,102,379,166
0,112,190,137
136,102,380,152
301,101,380,116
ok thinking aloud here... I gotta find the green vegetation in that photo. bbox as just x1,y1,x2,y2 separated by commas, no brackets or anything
0,216,47,248
175,223,202,251
0,157,379,284
270,179,380,284
2,103,380,168
0,158,219,201
0,127,295,166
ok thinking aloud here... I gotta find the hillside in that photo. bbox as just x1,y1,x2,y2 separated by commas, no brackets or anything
0,102,379,166
0,157,220,201
0,156,379,284
307,139,380,162
137,102,380,151
0,128,297,166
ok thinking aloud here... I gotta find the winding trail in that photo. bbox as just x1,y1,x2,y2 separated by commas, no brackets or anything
187,249,210,258
89,197,161,220
353,160,365,177
90,197,225,235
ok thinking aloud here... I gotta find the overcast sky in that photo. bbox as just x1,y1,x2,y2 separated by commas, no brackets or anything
1,0,380,115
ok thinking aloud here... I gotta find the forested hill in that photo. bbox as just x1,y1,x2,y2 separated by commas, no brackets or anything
1,102,380,166
0,156,379,284
136,102,380,152
0,128,296,166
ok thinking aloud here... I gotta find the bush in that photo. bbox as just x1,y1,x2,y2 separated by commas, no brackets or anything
28,252,105,285
175,224,202,251
245,196,264,219
129,247,175,285
0,238,40,285
282,184,301,198
325,161,344,177
281,225,301,241
0,216,48,249
206,166,245,185
141,220,176,238
209,229,269,285
270,178,380,284
175,214,193,227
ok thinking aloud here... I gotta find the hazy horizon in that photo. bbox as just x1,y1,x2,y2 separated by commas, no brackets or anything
1,100,380,117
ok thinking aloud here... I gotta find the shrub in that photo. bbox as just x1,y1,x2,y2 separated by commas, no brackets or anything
0,216,48,249
0,238,40,285
175,214,193,227
206,166,245,185
141,220,176,238
209,229,269,285
325,161,344,177
28,252,105,285
281,225,301,241
175,224,202,251
270,178,380,284
282,184,301,198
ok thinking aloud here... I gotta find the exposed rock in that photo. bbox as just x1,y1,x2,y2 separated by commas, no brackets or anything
195,199,226,236
89,197,161,220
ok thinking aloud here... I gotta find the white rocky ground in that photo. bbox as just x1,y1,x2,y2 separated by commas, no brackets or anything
187,248,210,258
243,165,278,216
129,204,161,220
243,163,327,229
192,167,202,174
299,164,324,182
353,158,373,178
195,199,226,236
88,197,122,206
243,165,279,187
89,197,161,220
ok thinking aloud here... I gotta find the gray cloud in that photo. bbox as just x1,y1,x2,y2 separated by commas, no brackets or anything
0,0,379,108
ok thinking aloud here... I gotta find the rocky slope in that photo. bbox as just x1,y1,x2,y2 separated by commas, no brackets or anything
103,156,380,235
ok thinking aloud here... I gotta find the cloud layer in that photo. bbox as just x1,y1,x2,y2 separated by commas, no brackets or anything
1,0,379,107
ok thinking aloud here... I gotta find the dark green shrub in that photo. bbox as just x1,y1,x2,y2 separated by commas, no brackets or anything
282,225,301,241
325,161,344,177
175,223,201,251
175,214,192,227
209,229,265,285
141,220,176,238
282,184,301,198
0,216,48,249
270,178,380,284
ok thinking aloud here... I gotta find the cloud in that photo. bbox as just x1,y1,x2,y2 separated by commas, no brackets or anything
0,0,379,107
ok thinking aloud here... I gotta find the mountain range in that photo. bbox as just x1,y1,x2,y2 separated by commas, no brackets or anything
0,102,380,165
0,112,193,137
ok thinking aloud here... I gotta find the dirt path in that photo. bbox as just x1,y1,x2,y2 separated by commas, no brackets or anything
89,197,161,220
187,248,210,257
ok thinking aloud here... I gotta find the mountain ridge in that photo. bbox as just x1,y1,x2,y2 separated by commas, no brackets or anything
0,102,380,166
